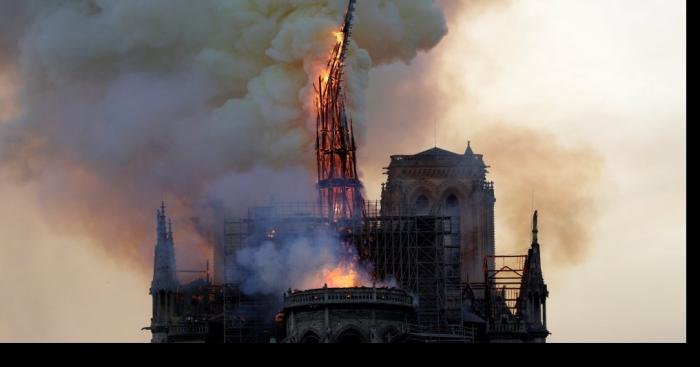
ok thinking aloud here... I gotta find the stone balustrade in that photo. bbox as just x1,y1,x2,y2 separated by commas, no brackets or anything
283,287,413,309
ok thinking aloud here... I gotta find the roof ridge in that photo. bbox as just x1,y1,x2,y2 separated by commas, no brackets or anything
414,147,462,157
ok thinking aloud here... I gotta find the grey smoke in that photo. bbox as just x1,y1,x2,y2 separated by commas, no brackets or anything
0,1,449,272
233,229,343,296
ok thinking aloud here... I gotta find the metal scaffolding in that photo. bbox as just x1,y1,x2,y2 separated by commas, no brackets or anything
222,209,326,343
221,200,467,342
351,203,464,336
221,284,275,343
483,255,528,334
222,219,271,343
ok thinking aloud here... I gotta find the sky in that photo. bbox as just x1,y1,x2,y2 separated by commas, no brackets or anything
360,0,686,342
0,0,686,342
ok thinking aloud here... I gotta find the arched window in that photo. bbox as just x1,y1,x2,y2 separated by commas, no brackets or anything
446,194,459,214
336,328,365,343
301,331,320,343
415,195,429,212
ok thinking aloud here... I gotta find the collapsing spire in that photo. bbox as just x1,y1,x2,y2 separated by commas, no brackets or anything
315,0,364,222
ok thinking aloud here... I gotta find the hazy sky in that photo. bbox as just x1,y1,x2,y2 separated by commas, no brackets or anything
0,0,685,342
457,0,686,342
360,0,686,342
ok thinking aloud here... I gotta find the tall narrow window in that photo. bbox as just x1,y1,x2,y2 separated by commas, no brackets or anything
415,195,429,213
446,194,460,214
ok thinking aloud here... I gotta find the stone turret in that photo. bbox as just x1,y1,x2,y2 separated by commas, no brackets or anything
151,202,178,291
522,211,550,342
149,202,179,343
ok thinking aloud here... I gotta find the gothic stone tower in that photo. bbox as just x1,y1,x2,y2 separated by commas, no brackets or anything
380,143,496,285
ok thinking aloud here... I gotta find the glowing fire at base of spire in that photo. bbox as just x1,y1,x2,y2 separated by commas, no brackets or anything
302,259,368,289
301,257,400,291
321,263,362,288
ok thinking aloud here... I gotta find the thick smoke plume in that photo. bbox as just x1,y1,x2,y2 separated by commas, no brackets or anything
361,0,604,266
0,1,448,272
471,125,604,263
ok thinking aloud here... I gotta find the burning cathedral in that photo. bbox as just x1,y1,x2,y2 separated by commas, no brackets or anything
144,0,549,343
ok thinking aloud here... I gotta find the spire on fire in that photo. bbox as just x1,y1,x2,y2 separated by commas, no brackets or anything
315,0,363,222
151,201,178,291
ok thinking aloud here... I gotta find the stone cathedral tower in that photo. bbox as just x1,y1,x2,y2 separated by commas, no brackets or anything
380,143,496,285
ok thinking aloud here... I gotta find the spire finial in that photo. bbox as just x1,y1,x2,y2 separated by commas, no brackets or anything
156,202,167,242
532,210,539,245
465,140,474,155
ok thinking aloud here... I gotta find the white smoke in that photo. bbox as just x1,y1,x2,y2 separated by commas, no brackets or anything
0,0,449,271
234,229,338,295
233,224,395,297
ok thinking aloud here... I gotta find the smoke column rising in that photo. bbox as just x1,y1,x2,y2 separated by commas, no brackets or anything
233,227,377,296
0,0,684,343
0,0,449,272
360,0,605,266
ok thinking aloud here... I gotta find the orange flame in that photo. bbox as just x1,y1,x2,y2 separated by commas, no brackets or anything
334,31,344,45
307,31,344,113
323,32,344,85
321,263,360,288
302,254,372,290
